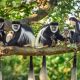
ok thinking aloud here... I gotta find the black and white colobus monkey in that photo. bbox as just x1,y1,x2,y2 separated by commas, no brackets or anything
69,17,79,80
6,21,35,47
35,22,65,47
36,22,64,80
39,56,50,80
69,17,80,43
63,27,75,44
0,18,6,45
28,56,35,80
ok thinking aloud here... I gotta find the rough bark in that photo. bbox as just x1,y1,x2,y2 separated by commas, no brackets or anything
0,46,78,56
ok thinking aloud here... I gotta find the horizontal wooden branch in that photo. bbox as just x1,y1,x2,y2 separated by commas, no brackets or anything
0,46,79,57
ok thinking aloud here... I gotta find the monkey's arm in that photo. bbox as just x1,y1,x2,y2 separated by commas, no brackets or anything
7,37,17,46
56,33,65,41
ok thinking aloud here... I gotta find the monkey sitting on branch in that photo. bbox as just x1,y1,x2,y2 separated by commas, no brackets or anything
35,22,65,80
35,22,65,48
62,26,75,46
6,21,35,47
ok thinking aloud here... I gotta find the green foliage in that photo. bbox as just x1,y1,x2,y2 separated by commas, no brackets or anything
1,53,79,80
0,0,80,80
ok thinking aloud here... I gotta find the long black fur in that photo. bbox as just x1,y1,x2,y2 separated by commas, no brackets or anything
7,23,35,47
37,23,65,47
0,18,6,45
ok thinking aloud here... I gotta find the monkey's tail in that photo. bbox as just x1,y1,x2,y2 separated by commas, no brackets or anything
0,58,2,80
42,56,46,68
71,51,77,80
39,56,50,80
29,56,33,71
28,56,35,80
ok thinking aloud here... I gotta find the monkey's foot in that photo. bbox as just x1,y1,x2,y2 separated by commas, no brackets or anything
24,44,32,47
35,45,48,49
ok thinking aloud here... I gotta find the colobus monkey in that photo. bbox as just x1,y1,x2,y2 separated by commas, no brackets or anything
0,18,6,45
6,21,35,47
28,56,35,80
69,17,78,80
39,56,50,80
35,22,65,48
6,31,14,43
63,27,70,39
69,17,80,43
36,22,64,80
63,27,75,44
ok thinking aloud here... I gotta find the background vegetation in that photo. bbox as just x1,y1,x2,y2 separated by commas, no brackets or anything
0,0,80,80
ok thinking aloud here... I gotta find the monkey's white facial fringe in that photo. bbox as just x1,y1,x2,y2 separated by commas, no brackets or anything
18,28,35,47
12,24,20,32
50,25,58,33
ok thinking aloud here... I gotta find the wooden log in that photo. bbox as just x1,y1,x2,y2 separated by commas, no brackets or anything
0,46,78,56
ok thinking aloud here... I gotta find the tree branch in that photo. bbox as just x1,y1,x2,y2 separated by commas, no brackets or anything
20,4,51,24
0,46,79,57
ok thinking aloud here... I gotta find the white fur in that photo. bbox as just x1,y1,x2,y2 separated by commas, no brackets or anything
35,27,47,47
28,71,35,80
39,67,49,80
6,31,14,43
12,24,20,32
0,23,4,28
50,25,58,33
78,22,80,30
18,28,35,47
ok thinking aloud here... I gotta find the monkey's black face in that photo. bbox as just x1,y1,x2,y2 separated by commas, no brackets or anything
12,24,20,32
0,22,4,29
50,25,58,33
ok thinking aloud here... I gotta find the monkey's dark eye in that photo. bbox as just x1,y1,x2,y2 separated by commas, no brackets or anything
12,24,20,32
